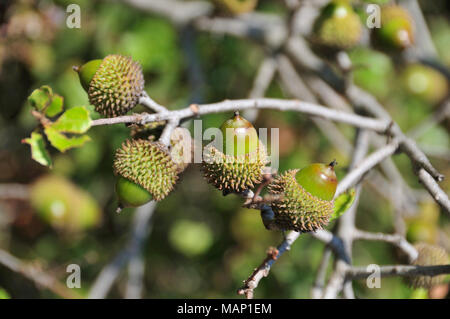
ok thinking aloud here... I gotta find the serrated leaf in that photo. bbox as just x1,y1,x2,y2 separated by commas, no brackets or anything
51,106,92,134
28,86,53,112
44,126,91,152
331,189,356,221
22,132,52,167
45,94,64,117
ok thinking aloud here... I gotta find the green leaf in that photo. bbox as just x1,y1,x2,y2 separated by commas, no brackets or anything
22,132,53,167
331,189,356,221
44,127,91,153
45,94,64,117
28,86,53,112
0,287,10,299
28,86,64,117
51,106,92,134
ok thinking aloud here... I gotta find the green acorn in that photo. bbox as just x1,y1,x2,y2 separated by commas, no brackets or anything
313,0,363,50
202,111,269,194
401,64,449,105
213,0,258,15
266,161,338,232
113,139,179,209
410,243,449,289
74,54,144,118
373,5,414,51
115,176,153,208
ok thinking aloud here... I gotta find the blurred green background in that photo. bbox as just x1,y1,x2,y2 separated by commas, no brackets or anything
0,0,449,298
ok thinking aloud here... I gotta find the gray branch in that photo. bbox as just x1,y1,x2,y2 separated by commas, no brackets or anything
347,264,450,280
89,201,156,299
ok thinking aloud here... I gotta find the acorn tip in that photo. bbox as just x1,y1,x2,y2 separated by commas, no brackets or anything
329,159,338,168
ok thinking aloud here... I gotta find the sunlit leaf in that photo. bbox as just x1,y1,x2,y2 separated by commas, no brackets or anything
44,127,91,153
28,86,64,117
331,189,356,221
45,94,64,117
28,86,53,112
0,288,10,299
22,132,52,167
51,106,92,134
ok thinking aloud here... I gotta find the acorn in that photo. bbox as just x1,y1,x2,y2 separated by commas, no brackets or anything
30,174,101,232
113,139,179,209
115,176,153,208
74,54,144,118
202,111,269,194
410,243,449,289
373,5,414,51
401,64,449,105
266,161,338,232
312,0,363,50
213,0,258,15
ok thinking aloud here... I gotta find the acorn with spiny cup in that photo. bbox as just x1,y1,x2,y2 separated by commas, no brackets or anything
312,0,363,50
409,243,449,289
372,5,414,51
202,111,269,194
74,54,144,118
113,139,180,212
265,161,338,232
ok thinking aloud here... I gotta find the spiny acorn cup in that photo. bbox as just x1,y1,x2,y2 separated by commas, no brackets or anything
267,162,338,232
74,54,144,118
202,112,269,194
410,243,449,289
373,5,414,51
312,0,362,50
113,139,179,208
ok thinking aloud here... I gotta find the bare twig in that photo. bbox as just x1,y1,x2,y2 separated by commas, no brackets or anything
0,249,81,299
139,92,168,113
159,118,180,146
311,247,332,299
243,56,277,122
92,98,391,134
347,264,450,280
121,0,213,25
335,141,399,198
237,231,301,299
89,201,156,299
0,184,29,201
323,129,370,299
354,230,418,263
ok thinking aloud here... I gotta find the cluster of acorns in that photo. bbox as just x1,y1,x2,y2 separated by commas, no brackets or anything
313,1,415,52
75,55,448,291
74,54,339,231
